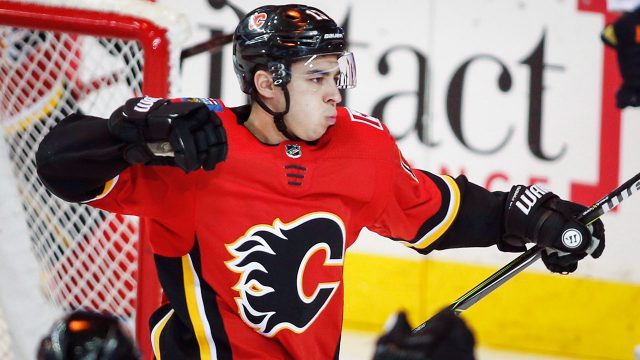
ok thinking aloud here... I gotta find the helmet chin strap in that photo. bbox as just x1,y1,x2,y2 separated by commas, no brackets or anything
252,85,301,141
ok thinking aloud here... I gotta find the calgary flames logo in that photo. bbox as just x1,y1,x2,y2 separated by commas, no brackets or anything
225,213,345,337
248,12,268,31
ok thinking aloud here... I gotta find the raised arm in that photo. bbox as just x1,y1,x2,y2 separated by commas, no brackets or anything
36,96,227,203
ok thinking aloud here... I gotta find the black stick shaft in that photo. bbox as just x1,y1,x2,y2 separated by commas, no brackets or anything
413,172,640,333
180,33,234,61
575,172,640,225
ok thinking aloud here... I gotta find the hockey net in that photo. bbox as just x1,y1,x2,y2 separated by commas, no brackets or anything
0,0,188,357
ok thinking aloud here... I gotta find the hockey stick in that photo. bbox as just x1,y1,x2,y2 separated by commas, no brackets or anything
180,33,234,61
179,1,244,61
413,171,640,333
208,0,245,21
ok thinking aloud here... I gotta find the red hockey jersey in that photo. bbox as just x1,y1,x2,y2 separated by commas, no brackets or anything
89,99,460,359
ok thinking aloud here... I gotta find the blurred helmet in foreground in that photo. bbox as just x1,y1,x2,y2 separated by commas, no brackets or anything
37,310,140,360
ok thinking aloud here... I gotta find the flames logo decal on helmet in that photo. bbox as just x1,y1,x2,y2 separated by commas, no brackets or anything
248,12,267,31
225,212,345,337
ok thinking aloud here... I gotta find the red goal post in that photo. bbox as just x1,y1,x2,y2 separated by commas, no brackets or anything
0,0,189,357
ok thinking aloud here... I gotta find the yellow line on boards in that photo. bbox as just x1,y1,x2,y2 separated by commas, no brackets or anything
343,252,640,359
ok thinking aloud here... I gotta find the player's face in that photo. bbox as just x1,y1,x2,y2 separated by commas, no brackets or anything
283,55,342,141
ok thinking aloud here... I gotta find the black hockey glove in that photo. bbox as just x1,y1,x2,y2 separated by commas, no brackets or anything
502,184,605,274
601,7,640,108
373,309,475,360
108,96,227,173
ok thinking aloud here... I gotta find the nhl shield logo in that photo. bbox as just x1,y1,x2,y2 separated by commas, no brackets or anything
285,144,302,158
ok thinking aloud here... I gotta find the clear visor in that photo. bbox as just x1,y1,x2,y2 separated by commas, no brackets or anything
290,51,357,89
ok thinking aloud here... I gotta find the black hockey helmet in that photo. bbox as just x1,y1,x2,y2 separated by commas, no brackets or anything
37,310,140,360
233,4,355,94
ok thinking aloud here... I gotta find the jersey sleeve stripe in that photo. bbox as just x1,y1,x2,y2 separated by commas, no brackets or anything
181,254,217,359
81,176,119,204
408,174,461,250
151,308,175,360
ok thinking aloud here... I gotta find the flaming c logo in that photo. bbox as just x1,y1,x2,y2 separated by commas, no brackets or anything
225,213,345,337
248,12,268,31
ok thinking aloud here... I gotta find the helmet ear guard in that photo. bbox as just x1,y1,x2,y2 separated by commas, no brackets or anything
268,62,290,87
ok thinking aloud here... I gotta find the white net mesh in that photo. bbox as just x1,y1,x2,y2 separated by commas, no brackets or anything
2,28,142,313
0,0,188,357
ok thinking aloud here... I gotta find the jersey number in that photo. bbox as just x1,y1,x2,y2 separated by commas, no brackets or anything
347,109,383,130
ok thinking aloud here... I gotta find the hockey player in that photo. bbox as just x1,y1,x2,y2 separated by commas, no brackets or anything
602,4,640,108
36,4,605,359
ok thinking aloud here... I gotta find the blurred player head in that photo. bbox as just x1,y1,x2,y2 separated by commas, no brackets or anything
37,310,140,360
233,4,357,141
601,7,640,108
374,309,476,360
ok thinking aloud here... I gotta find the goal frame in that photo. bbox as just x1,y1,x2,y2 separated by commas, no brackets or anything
0,0,181,357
